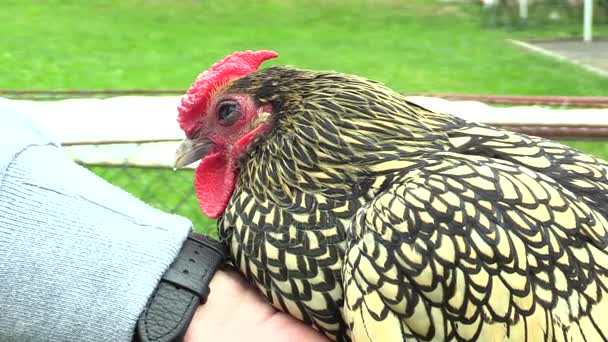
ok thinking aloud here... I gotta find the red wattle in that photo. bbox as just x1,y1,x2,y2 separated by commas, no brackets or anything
194,152,236,219
194,124,269,218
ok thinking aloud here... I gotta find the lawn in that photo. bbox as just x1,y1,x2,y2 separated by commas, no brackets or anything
2,0,607,233
87,166,217,233
2,0,607,94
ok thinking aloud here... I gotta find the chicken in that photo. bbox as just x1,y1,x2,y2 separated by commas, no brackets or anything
174,50,608,341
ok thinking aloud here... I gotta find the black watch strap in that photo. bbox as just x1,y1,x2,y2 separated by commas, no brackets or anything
134,233,226,342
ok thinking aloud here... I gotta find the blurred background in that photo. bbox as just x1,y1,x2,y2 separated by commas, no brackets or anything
1,0,607,234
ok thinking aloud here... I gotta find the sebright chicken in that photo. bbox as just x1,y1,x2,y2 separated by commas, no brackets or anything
174,50,608,342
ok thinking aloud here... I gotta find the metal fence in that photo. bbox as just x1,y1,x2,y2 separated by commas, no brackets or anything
2,90,217,233
4,89,608,234
87,163,214,233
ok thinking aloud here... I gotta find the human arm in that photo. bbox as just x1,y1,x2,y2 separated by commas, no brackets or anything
184,269,328,342
0,107,192,341
0,106,328,342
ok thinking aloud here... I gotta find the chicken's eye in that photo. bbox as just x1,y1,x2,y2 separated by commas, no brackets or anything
217,101,240,126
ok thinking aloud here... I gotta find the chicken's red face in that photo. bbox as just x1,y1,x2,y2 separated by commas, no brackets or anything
174,50,278,218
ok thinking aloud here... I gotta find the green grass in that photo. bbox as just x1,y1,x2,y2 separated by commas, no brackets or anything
1,0,607,95
88,166,217,234
561,141,608,160
3,0,608,232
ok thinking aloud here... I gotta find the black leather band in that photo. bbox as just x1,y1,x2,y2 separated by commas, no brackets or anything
134,233,226,342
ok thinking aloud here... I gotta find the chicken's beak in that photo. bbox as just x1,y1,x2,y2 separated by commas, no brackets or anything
174,138,213,169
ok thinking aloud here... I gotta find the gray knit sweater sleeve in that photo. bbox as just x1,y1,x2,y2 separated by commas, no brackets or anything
0,108,193,341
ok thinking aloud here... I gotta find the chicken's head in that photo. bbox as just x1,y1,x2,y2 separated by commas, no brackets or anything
174,50,278,219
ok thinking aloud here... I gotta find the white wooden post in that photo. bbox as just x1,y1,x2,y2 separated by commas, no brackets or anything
584,0,593,42
519,0,528,20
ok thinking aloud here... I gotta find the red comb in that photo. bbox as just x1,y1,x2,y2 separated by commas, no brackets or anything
177,50,279,136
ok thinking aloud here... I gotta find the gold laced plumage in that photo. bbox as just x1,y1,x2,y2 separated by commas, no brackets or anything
215,66,608,341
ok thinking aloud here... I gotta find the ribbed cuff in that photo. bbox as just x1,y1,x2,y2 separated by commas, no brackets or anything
0,144,192,342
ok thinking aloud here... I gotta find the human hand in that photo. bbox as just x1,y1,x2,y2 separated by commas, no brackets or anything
184,269,330,342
